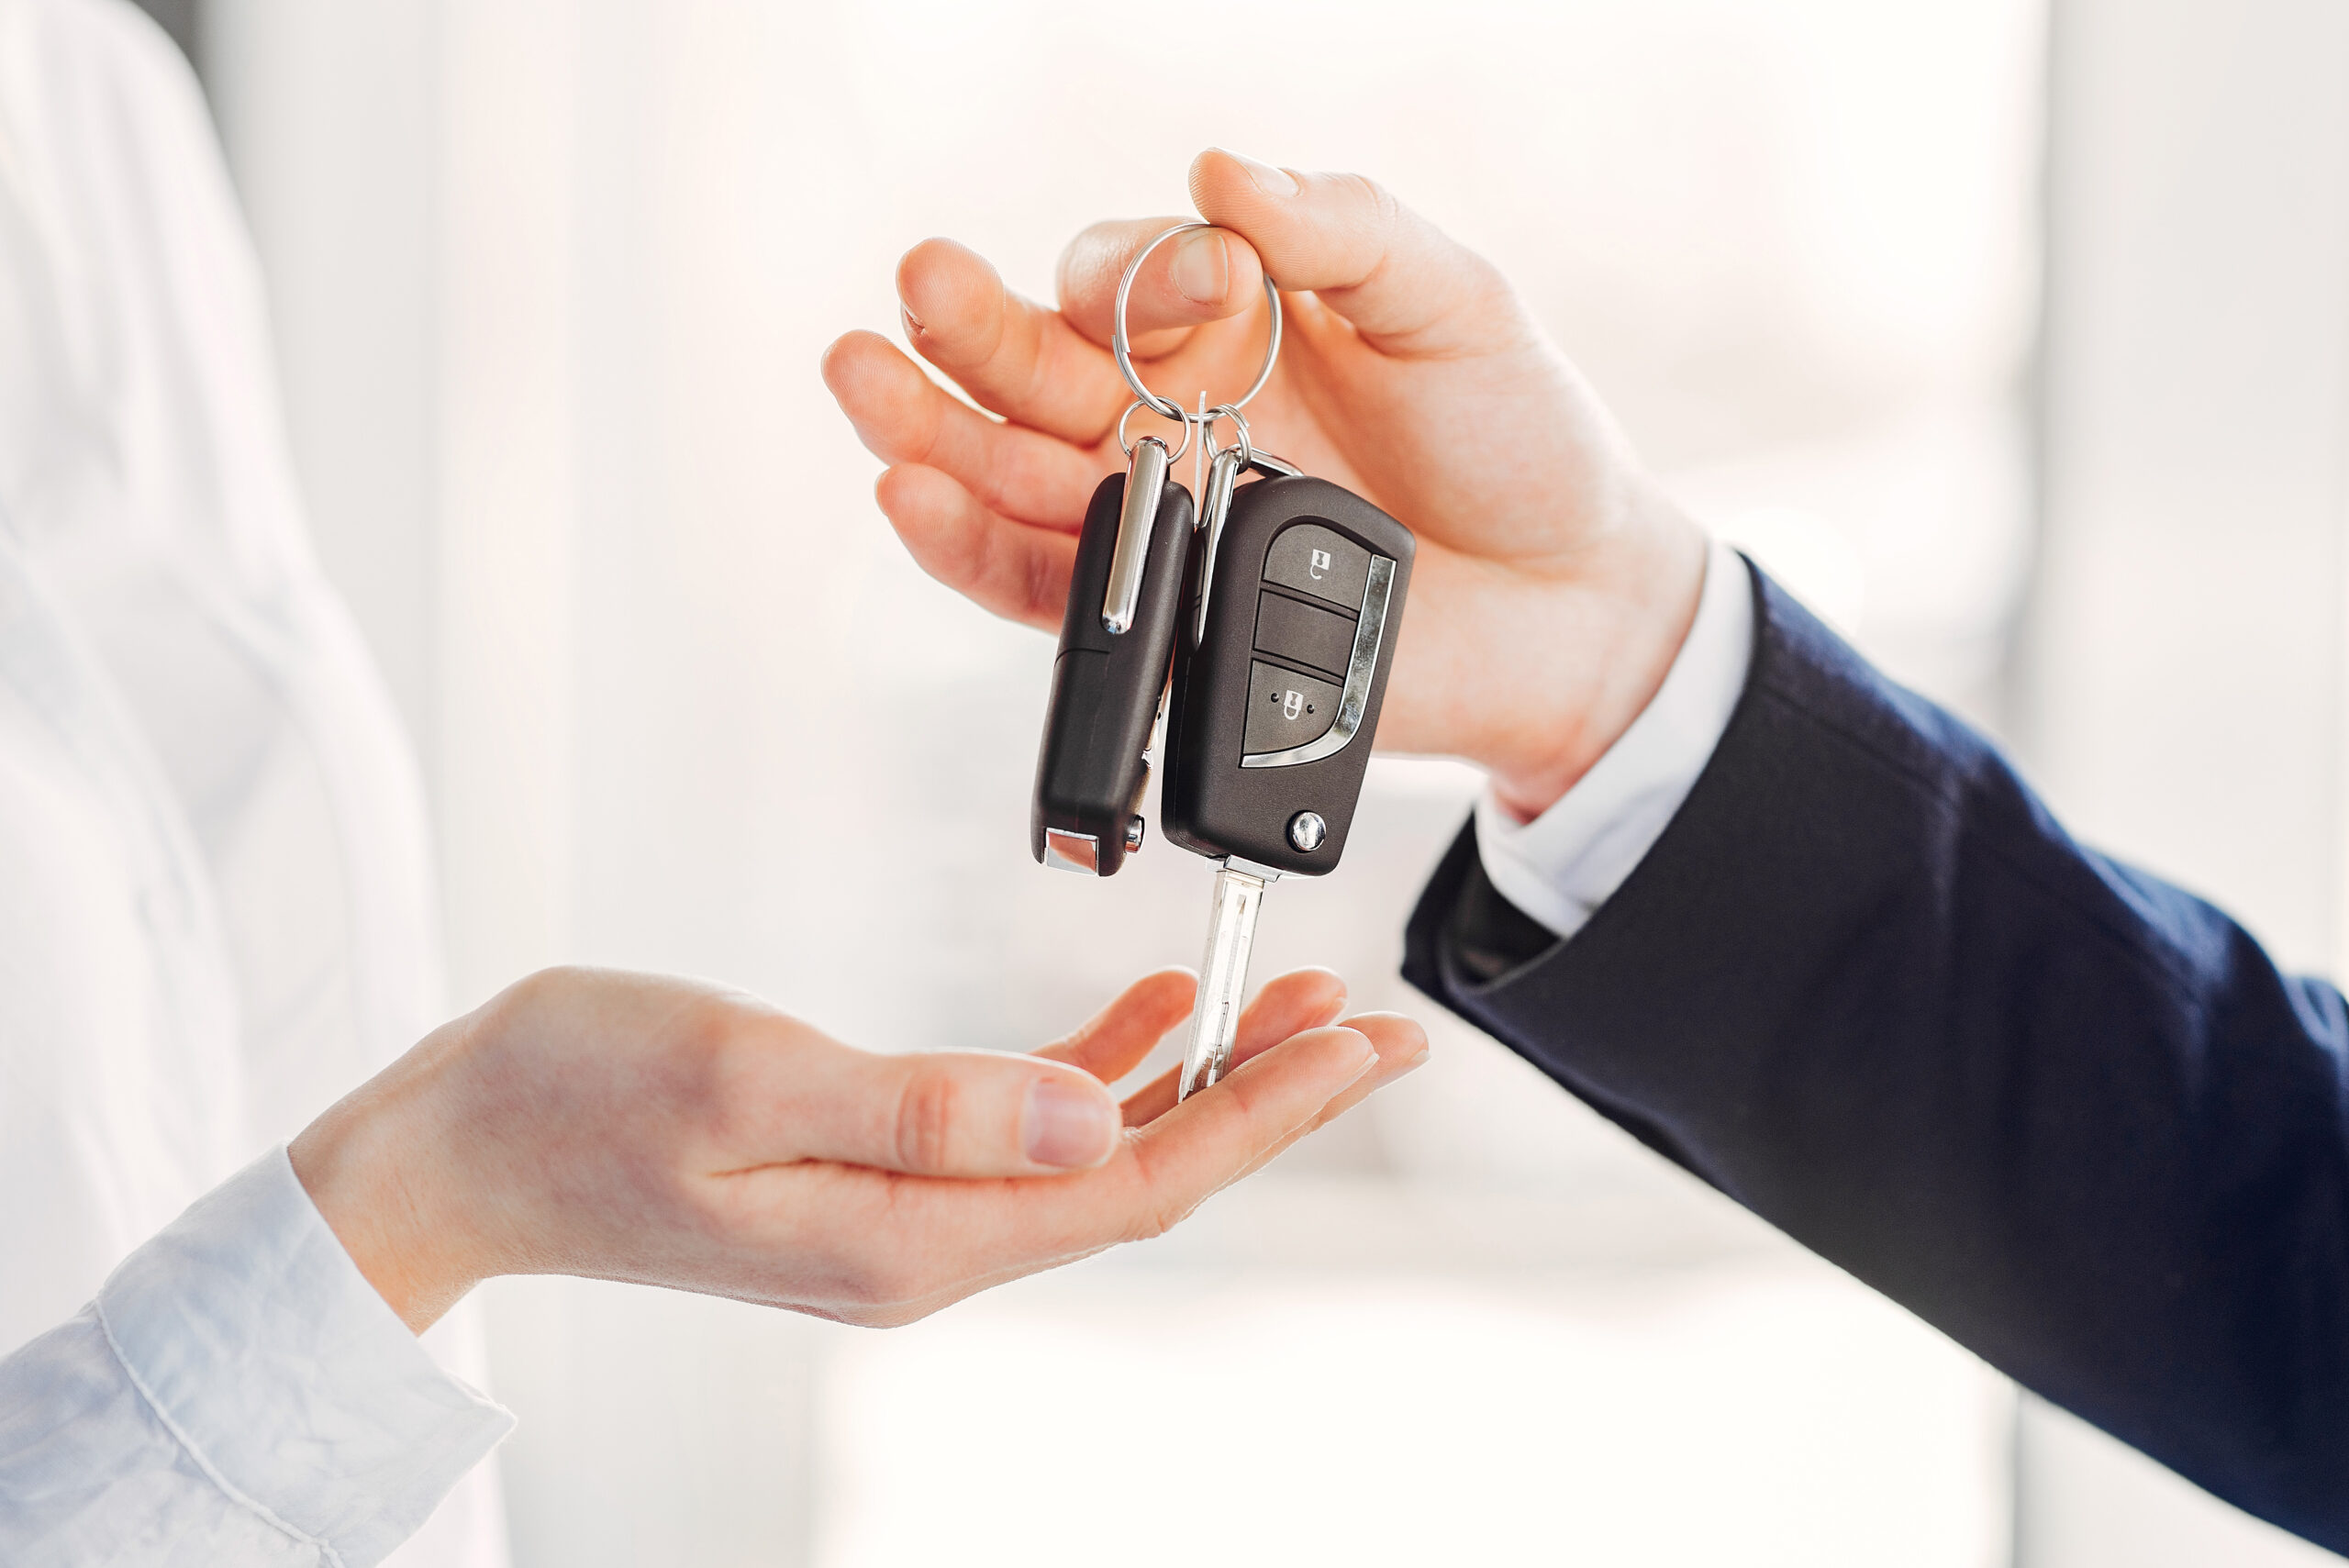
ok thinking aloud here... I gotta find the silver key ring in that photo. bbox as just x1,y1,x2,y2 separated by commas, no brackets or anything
1116,397,1193,462
1111,222,1284,424
1200,403,1253,472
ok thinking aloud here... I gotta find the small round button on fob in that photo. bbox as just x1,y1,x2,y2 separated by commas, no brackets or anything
1287,811,1328,852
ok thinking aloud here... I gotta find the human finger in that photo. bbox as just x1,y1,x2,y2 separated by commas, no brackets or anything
874,463,1076,632
1053,217,1266,350
1035,968,1347,1094
800,1016,1373,1323
822,329,1103,525
1118,966,1350,1126
1116,1025,1378,1235
750,1037,1125,1177
1034,968,1197,1082
895,237,1133,445
1228,1011,1429,1181
1186,148,1518,356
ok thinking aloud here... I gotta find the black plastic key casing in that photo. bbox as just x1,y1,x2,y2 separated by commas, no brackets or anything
1163,475,1413,875
1030,471,1195,875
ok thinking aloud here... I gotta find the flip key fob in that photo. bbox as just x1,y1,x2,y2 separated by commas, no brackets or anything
1163,475,1412,874
1030,459,1195,875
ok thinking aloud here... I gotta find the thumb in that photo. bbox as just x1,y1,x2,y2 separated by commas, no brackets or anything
782,1044,1124,1178
1187,148,1519,357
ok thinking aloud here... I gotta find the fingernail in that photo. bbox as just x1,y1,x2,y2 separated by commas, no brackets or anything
1024,1077,1117,1168
1230,152,1299,198
899,303,926,336
1397,1048,1431,1077
1170,229,1228,305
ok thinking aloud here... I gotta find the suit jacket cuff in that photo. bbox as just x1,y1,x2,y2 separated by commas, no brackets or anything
1474,537,1754,940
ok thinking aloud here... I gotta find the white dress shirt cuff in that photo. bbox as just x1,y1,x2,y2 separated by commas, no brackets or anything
94,1146,515,1567
1475,539,1754,941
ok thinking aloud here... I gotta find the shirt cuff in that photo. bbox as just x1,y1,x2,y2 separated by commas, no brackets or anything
1475,538,1754,940
94,1146,515,1567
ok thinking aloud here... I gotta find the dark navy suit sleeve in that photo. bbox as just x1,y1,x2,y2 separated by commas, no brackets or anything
1403,568,2349,1551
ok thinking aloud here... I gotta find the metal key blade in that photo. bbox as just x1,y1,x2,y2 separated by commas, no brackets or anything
1178,859,1273,1098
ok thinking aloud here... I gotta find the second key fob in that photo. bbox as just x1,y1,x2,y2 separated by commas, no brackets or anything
1030,466,1195,875
1162,474,1413,875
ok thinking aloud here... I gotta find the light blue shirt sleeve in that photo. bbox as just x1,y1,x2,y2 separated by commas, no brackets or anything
0,1147,514,1568
1475,539,1756,940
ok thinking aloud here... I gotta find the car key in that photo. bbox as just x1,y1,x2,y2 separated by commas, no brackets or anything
1029,410,1194,876
1030,223,1282,877
1163,420,1414,1095
1033,222,1410,1100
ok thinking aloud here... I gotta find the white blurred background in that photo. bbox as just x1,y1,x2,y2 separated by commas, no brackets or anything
139,0,2349,1562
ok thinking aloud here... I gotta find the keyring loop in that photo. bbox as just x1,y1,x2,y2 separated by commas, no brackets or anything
1112,222,1284,424
1116,397,1192,462
1200,403,1253,472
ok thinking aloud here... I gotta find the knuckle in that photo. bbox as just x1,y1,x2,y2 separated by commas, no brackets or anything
1329,172,1399,238
1114,1162,1201,1243
498,962,581,1017
1314,174,1406,295
1457,252,1516,316
1019,534,1063,620
1131,1192,1200,1243
850,1257,927,1313
892,1066,960,1175
674,990,749,1062
1015,354,1054,418
910,402,948,468
838,1227,947,1316
675,1004,763,1131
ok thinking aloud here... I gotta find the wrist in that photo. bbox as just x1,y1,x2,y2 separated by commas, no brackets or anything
289,1020,489,1334
1481,484,1709,821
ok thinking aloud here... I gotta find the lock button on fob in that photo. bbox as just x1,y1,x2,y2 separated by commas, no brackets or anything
1262,523,1372,608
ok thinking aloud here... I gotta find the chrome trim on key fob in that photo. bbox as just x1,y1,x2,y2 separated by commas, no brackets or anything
1042,828,1102,874
1102,436,1169,636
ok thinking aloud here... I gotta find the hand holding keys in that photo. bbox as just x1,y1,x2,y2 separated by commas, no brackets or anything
1030,224,1415,1098
829,150,1705,1106
828,150,1705,843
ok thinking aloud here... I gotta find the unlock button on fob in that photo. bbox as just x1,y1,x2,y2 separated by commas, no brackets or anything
1243,661,1343,755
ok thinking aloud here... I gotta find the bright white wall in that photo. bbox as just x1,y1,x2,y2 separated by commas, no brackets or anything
206,0,584,1007
2014,1,2349,1563
2030,0,2349,978
203,0,439,773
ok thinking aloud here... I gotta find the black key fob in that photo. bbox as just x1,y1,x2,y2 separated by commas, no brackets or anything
1162,474,1413,874
1030,453,1195,875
